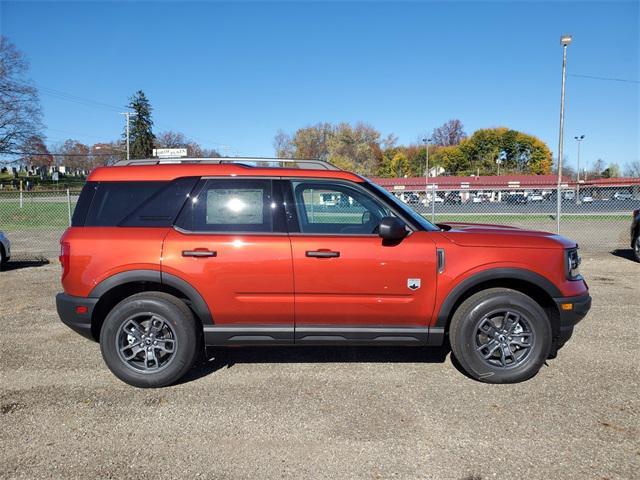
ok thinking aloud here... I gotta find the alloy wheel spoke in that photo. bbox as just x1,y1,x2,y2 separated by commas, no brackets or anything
155,339,175,353
478,339,501,359
120,343,143,361
502,311,520,334
509,334,531,348
144,348,158,369
148,316,165,335
123,320,144,341
479,318,498,337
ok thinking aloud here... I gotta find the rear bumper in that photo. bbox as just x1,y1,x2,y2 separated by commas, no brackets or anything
56,293,99,341
553,293,592,346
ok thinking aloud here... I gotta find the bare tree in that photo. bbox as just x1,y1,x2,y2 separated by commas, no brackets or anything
53,139,91,174
273,129,294,158
431,119,467,147
21,135,52,169
0,37,43,157
91,142,124,166
155,130,219,158
624,161,640,178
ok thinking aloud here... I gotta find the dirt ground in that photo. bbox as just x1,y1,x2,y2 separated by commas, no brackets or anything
0,252,638,479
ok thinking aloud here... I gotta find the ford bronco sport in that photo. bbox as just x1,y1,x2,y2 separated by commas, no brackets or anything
56,158,591,387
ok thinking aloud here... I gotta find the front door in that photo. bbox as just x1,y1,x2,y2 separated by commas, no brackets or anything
284,179,437,342
162,178,294,344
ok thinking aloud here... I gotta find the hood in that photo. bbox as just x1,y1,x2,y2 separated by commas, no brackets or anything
437,222,577,249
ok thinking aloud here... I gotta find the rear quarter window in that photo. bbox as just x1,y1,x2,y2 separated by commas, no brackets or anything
75,179,197,227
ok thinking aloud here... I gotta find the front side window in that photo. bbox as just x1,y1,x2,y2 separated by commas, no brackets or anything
290,180,392,235
176,179,283,233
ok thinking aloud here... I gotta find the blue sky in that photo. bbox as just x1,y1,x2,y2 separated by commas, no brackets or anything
2,0,638,170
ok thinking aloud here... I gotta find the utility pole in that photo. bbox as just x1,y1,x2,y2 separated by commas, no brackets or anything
574,134,585,204
120,112,136,160
556,34,572,234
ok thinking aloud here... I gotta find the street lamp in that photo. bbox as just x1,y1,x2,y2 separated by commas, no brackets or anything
422,137,432,208
574,134,585,204
556,34,572,234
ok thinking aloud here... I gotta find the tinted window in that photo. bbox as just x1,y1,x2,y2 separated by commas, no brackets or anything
84,182,166,226
176,179,280,233
120,177,198,227
71,182,98,226
291,181,391,235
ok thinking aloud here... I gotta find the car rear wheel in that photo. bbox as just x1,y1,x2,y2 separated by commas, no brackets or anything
100,292,200,388
634,233,640,262
449,288,551,384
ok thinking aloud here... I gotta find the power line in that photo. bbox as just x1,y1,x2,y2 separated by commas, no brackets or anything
568,73,639,84
11,79,240,153
0,150,118,157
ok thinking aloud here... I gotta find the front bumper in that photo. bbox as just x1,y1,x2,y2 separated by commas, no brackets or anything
553,293,592,346
56,293,99,341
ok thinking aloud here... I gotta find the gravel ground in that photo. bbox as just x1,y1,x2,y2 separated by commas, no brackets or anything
0,252,638,479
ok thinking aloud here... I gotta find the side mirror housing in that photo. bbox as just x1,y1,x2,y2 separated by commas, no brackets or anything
378,217,408,241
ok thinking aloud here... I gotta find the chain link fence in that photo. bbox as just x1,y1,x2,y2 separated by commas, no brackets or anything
395,185,639,254
0,189,79,261
0,184,638,261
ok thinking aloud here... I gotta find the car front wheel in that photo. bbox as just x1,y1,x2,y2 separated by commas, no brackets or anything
100,292,200,388
449,288,552,384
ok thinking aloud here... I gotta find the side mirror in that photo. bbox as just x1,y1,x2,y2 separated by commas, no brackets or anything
378,217,408,241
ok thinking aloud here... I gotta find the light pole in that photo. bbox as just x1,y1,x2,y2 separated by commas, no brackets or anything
574,134,584,204
422,137,431,208
556,34,572,234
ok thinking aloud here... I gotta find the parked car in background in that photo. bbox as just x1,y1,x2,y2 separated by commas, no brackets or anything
0,231,10,267
56,157,590,387
562,191,575,201
613,191,633,201
444,192,462,205
528,193,544,203
580,195,594,204
506,194,527,204
632,209,640,262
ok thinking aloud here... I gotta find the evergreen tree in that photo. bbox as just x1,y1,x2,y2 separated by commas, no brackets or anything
126,90,154,159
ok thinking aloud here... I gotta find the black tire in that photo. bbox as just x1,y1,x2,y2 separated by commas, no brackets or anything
100,292,200,388
449,288,551,384
633,233,640,263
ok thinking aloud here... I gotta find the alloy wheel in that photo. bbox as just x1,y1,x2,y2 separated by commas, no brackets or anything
115,313,177,372
475,310,534,368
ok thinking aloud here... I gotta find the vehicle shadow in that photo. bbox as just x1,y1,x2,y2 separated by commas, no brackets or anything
610,249,636,262
178,344,453,385
1,259,50,271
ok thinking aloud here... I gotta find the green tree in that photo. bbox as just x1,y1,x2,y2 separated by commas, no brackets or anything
602,163,621,178
127,90,154,159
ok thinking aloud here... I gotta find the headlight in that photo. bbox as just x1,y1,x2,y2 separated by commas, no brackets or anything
566,248,582,280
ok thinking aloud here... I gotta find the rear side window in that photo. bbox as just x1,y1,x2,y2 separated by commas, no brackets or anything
176,179,284,233
76,179,197,227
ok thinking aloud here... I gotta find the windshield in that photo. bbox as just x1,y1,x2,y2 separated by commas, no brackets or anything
364,181,440,232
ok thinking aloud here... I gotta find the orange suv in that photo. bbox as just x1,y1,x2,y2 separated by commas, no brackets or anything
56,158,591,387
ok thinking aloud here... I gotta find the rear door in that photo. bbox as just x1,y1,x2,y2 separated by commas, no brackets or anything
284,179,438,342
161,178,294,343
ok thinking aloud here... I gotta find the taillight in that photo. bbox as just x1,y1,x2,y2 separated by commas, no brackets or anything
60,241,70,280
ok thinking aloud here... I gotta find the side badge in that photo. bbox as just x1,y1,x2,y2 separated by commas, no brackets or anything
407,278,421,291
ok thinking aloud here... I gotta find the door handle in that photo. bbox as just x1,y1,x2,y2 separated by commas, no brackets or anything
306,250,340,258
182,249,217,258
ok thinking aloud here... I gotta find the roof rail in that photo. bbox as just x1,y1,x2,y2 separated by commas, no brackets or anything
112,157,340,170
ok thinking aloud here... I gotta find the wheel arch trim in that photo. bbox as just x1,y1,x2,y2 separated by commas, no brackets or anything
435,268,562,329
88,269,213,325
